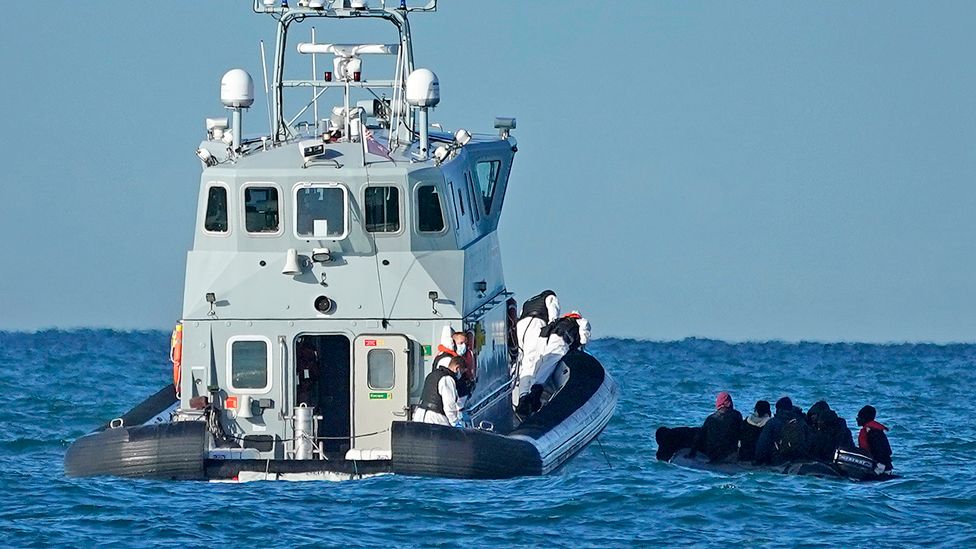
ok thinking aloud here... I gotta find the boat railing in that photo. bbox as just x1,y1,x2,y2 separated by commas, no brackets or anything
255,1,436,147
251,0,436,16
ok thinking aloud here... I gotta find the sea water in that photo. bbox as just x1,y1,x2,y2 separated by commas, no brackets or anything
1,331,974,547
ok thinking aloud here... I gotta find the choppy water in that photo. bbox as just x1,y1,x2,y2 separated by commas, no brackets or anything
1,331,974,547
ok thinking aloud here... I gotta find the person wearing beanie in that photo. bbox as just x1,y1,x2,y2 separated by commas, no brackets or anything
754,396,810,465
691,391,743,462
805,400,855,463
738,400,772,462
856,405,893,473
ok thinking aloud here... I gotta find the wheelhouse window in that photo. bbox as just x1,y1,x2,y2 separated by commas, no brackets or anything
417,185,445,232
364,186,400,233
466,173,480,221
244,186,280,234
295,184,348,239
367,349,395,390
474,160,501,214
448,182,460,229
204,186,228,233
228,337,271,392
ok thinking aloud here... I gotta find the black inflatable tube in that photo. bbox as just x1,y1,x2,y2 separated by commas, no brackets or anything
668,448,846,479
65,421,206,480
511,351,605,441
94,385,177,433
391,421,542,479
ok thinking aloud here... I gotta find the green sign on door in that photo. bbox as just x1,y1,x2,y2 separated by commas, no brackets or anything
369,392,392,400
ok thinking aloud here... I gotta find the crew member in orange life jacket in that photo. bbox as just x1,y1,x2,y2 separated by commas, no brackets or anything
432,328,476,404
514,290,560,411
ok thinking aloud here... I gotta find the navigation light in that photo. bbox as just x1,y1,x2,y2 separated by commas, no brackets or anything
196,148,217,167
312,248,333,263
433,145,449,163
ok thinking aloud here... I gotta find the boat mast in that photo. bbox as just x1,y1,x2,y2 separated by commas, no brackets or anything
251,0,433,145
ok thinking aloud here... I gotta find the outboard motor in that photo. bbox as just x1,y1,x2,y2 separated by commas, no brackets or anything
833,448,877,480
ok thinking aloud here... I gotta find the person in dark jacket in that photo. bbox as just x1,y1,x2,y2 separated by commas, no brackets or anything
805,400,855,462
856,405,893,473
738,400,771,462
754,396,810,465
691,391,743,462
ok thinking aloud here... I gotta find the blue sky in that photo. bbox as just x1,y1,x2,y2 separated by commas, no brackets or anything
2,1,975,343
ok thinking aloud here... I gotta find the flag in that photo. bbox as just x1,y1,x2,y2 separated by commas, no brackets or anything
363,128,394,162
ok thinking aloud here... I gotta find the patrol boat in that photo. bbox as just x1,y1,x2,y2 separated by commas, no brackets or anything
64,0,618,481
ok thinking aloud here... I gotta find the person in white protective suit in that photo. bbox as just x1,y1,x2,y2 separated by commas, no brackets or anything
533,311,592,397
412,355,465,427
513,290,560,415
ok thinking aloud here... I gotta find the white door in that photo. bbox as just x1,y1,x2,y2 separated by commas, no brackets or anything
352,334,409,455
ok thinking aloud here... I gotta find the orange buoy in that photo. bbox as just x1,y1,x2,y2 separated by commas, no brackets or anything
170,323,183,397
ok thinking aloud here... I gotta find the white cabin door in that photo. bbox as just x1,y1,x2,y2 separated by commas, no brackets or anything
352,334,409,455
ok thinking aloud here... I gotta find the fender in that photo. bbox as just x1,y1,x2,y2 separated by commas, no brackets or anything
170,323,183,397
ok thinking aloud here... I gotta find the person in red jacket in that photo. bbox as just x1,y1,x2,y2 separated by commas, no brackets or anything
856,405,893,473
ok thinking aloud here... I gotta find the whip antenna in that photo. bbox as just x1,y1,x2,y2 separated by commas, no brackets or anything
260,40,272,137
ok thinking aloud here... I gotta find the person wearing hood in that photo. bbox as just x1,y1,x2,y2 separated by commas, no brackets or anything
432,328,476,404
520,311,592,414
805,400,855,462
856,405,893,473
691,392,743,462
754,396,810,465
513,290,560,414
738,400,771,462
412,356,465,427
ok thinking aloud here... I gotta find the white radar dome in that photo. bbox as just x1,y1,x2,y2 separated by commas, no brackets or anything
220,69,254,108
406,69,440,108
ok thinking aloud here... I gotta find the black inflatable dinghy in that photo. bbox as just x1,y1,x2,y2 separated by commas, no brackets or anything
656,426,897,482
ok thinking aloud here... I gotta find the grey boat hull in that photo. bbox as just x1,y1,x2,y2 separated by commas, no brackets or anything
64,351,617,480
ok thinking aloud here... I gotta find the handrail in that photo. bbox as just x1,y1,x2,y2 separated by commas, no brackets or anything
253,0,437,15
463,288,513,322
278,335,289,419
266,3,419,144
